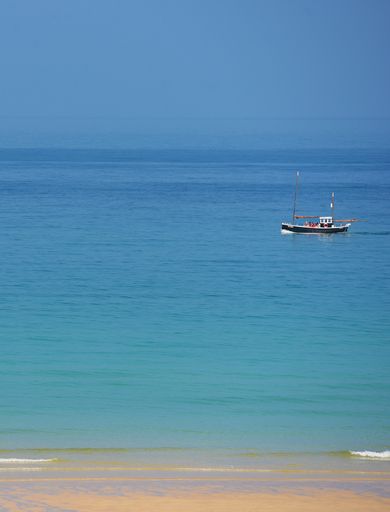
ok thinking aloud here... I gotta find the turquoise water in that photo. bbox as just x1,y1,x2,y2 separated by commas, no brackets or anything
0,148,389,468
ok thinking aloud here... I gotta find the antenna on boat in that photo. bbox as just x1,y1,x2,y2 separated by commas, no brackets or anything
292,171,299,224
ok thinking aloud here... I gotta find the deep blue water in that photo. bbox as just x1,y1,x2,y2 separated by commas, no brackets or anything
0,148,389,464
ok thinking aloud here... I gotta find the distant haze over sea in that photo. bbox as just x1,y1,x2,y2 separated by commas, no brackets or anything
0,117,389,150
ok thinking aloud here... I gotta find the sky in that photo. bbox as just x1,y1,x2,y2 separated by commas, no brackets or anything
0,0,389,119
0,0,389,148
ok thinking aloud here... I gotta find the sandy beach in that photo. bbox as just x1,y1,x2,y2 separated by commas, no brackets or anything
1,487,389,511
1,472,389,512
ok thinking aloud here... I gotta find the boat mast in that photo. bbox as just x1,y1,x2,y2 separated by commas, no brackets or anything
330,192,335,220
292,171,299,224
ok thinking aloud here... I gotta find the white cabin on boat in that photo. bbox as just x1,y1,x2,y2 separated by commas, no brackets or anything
319,216,333,227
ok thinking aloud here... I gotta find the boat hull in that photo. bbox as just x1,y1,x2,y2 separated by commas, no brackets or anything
281,223,350,234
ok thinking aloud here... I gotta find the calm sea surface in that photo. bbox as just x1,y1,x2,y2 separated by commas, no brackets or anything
0,148,389,470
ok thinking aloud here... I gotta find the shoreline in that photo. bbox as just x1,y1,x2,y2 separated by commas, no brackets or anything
1,448,390,485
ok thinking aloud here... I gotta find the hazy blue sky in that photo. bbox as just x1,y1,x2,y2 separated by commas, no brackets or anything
0,0,389,120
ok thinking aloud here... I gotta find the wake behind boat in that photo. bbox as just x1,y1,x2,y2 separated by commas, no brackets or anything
281,172,360,234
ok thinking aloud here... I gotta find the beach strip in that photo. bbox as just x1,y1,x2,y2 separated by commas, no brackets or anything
1,475,389,512
0,488,389,512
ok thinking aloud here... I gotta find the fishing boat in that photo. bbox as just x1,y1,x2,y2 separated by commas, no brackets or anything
281,172,360,234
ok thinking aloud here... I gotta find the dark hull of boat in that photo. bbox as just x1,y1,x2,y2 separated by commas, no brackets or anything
281,223,349,234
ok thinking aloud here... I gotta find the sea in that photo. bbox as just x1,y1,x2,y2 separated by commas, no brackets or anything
0,123,389,474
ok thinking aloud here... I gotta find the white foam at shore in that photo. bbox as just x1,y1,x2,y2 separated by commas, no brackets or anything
177,467,273,472
0,458,57,463
350,450,390,459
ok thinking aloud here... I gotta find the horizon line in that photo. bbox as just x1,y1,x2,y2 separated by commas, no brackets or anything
1,115,390,122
